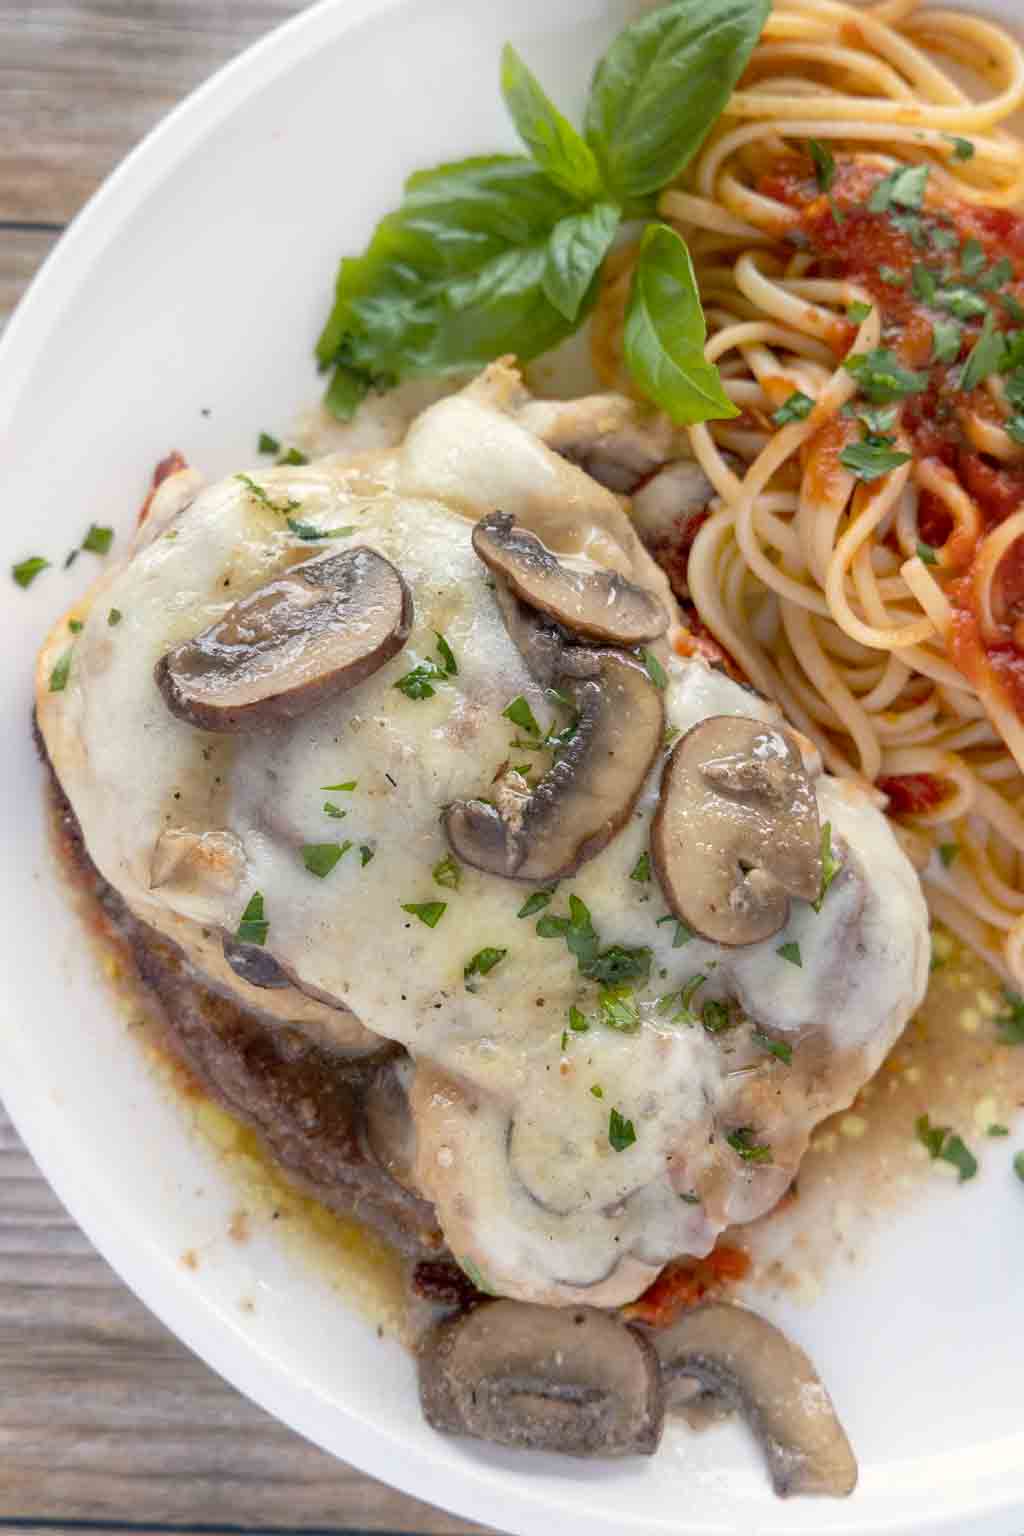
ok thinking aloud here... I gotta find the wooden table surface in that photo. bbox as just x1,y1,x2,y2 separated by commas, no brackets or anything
0,5,488,1530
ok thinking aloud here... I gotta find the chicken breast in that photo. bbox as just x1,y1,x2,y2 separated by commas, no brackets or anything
36,362,929,1307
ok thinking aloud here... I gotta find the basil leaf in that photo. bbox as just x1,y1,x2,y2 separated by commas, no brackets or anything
316,156,578,391
840,438,912,482
501,43,604,201
808,139,835,193
542,201,621,322
584,0,770,201
325,365,371,422
961,308,1004,392
625,223,738,425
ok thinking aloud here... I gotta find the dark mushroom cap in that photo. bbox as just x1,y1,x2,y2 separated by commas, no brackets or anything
652,1302,857,1497
156,547,412,732
365,1059,418,1193
652,715,822,946
444,649,664,883
473,512,668,646
419,1300,664,1457
221,933,291,990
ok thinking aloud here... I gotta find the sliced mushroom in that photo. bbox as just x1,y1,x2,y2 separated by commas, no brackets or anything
222,933,291,990
419,1301,664,1457
652,1303,857,1497
631,460,717,549
156,547,412,732
491,577,566,688
445,649,664,882
652,715,822,946
473,512,667,646
365,1057,418,1192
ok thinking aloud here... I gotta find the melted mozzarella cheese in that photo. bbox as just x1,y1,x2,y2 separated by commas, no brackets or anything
37,366,929,1307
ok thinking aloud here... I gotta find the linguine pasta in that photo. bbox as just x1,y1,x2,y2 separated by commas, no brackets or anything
593,0,1024,986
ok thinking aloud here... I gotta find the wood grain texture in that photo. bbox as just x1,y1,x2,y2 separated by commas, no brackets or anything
0,3,489,1527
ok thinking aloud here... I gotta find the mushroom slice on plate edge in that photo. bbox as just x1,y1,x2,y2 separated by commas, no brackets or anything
444,647,664,882
652,1302,858,1498
419,1300,664,1457
472,510,668,646
156,546,413,731
652,715,822,946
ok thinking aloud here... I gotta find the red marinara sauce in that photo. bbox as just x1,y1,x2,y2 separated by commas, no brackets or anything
761,154,1024,742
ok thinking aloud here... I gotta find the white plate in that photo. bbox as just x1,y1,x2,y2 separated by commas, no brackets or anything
2,2,1023,1531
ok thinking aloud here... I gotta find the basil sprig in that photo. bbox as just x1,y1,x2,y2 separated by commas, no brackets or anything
316,0,769,425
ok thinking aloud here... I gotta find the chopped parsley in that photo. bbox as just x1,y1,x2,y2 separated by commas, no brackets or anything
464,947,507,980
81,523,114,555
772,390,814,426
630,851,651,883
935,285,988,321
641,648,668,690
1015,1151,1024,1184
432,854,462,890
879,264,906,287
591,1083,604,1099
68,619,83,634
947,136,975,161
302,842,349,878
568,1004,589,1032
813,821,841,911
359,845,375,866
911,264,938,303
656,913,692,947
840,438,912,482
727,1127,773,1164
1000,292,1024,324
702,998,733,1034
608,1108,637,1152
401,900,447,928
600,990,641,1033
286,517,355,540
915,1113,978,1181
394,661,446,700
988,1124,1010,1137
434,632,458,676
847,300,872,325
843,401,899,434
278,446,309,466
536,893,651,985
12,556,49,589
323,801,347,819
981,258,1016,293
777,941,803,967
960,237,987,279
503,695,541,735
995,988,1024,1045
917,541,939,565
938,842,959,867
868,163,929,214
518,890,553,918
258,431,281,454
961,309,1004,392
844,348,927,403
236,892,269,945
931,318,962,364
322,779,357,791
752,1031,793,1065
107,608,122,626
807,139,835,193
48,649,72,693
235,473,300,515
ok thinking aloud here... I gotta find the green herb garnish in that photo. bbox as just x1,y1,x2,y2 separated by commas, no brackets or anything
81,524,114,555
988,1124,1010,1137
323,801,347,819
518,890,553,918
68,619,83,634
434,632,458,676
302,842,349,878
844,348,927,403
432,854,462,890
752,1031,793,1065
995,989,1024,1045
656,913,692,947
48,649,72,693
814,821,841,912
591,1084,604,1099
840,438,912,482
777,941,802,967
278,446,309,466
236,892,269,945
938,842,959,867
772,390,814,425
727,1127,773,1163
847,300,872,325
808,139,835,193
931,318,962,364
702,998,733,1034
359,845,375,866
107,608,122,626
915,1113,978,1181
12,556,49,589
569,1004,589,1032
600,990,641,1033
1015,1150,1024,1183
947,136,975,161
402,900,447,928
464,947,508,980
630,851,651,883
868,163,929,214
961,309,1004,392
641,648,668,689
286,517,356,540
917,541,938,565
503,695,542,735
608,1108,637,1152
258,431,281,454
